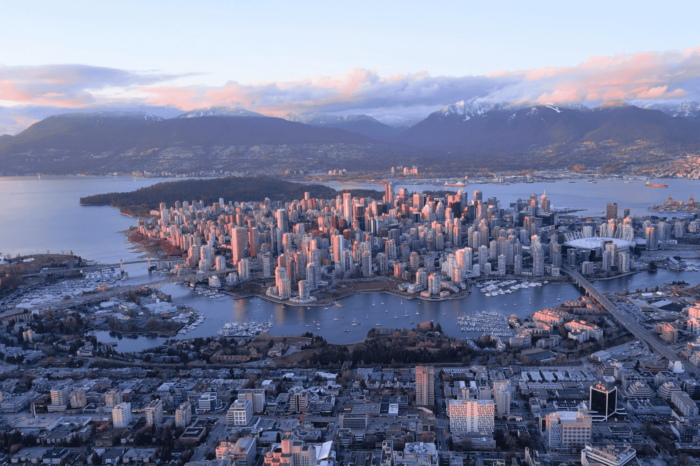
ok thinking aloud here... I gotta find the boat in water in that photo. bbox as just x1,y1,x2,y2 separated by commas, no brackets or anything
645,181,668,188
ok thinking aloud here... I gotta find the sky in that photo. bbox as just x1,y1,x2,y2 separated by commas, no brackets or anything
2,0,700,133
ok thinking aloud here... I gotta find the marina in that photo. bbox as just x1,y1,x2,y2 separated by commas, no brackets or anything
457,310,515,337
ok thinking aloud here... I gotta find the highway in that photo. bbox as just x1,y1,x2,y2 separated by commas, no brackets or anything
562,266,683,365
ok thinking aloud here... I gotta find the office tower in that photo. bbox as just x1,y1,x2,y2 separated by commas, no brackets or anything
514,254,522,275
416,366,435,406
290,391,309,413
354,204,366,231
305,263,317,289
541,410,592,450
276,209,289,233
618,251,630,272
428,273,440,295
175,401,192,428
568,249,577,266
70,389,86,409
602,250,612,271
227,399,253,426
50,384,71,407
606,203,618,221
532,245,544,276
473,190,482,202
498,254,506,275
332,234,344,266
343,192,352,222
589,383,618,421
144,399,164,426
582,261,594,275
448,399,495,435
231,227,249,265
238,257,251,281
248,228,259,257
645,227,659,251
237,388,266,414
377,252,388,273
105,389,123,408
112,402,132,428
384,182,394,204
540,192,551,212
493,381,511,418
262,252,273,277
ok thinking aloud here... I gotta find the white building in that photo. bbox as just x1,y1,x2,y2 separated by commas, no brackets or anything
493,381,511,418
175,401,192,428
448,399,495,435
540,410,592,450
581,445,636,466
227,399,253,426
112,402,132,428
144,399,164,426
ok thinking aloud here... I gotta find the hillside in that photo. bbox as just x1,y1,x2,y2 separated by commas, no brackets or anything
80,176,383,210
0,112,412,175
286,113,403,141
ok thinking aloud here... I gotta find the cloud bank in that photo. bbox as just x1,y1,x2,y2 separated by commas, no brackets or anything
1,46,700,134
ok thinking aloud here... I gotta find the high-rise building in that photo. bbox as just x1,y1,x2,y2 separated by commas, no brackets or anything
144,399,163,426
231,227,249,265
112,402,132,428
448,399,495,435
646,227,659,251
263,436,316,466
105,389,123,408
50,384,71,407
290,390,309,414
227,399,253,426
175,401,192,428
540,410,592,450
589,383,619,421
276,209,289,233
532,245,545,276
606,203,618,221
416,366,435,406
493,381,511,418
70,389,86,409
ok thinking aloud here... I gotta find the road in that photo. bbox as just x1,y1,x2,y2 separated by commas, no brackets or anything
562,266,688,369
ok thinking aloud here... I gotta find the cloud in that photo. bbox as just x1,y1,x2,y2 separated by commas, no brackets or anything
0,64,186,108
3,46,700,134
487,48,700,104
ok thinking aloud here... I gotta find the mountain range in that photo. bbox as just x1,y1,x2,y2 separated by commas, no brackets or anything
1,100,700,175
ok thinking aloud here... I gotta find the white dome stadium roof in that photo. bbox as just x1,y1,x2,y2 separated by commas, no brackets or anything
564,237,635,249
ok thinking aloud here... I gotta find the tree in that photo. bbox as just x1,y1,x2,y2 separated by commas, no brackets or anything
91,452,103,465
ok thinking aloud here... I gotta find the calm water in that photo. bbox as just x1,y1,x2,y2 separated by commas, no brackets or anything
323,178,700,217
0,175,190,285
94,268,697,352
1,176,698,350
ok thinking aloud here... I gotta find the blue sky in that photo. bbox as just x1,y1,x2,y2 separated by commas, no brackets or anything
1,0,700,133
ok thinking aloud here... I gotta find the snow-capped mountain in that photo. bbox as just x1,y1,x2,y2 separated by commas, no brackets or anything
177,106,265,118
438,98,493,121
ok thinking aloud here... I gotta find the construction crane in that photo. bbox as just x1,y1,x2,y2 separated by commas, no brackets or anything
298,406,307,423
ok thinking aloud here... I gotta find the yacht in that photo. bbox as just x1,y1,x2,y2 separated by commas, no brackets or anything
344,326,349,332
404,310,409,317
333,316,339,321
557,295,561,301
394,312,398,319
376,322,381,326
366,314,369,319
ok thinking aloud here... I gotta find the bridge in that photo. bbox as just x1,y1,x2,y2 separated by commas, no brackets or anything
21,258,186,279
562,266,684,365
15,268,236,314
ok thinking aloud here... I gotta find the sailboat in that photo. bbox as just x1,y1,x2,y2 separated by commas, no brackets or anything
352,318,358,326
394,311,398,319
366,314,369,319
557,294,561,301
344,326,349,333
376,322,381,326
404,310,409,317
416,310,420,315
333,316,339,321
